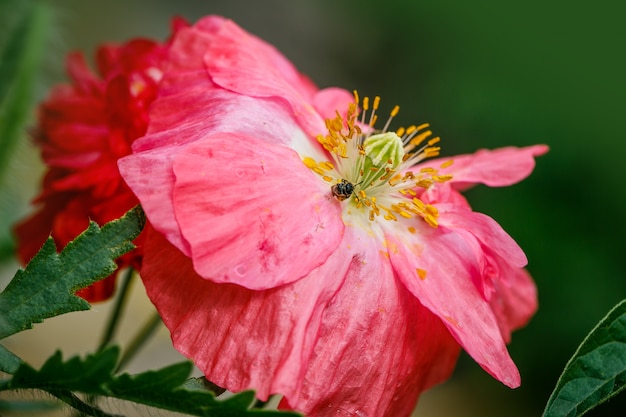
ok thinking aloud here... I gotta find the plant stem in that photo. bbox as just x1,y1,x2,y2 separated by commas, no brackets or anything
115,312,162,372
97,268,135,351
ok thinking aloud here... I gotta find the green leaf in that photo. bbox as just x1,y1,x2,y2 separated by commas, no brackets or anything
114,382,302,416
0,1,51,181
0,347,124,417
0,206,146,340
1,348,301,416
109,363,300,416
0,344,23,374
8,347,119,393
543,299,626,417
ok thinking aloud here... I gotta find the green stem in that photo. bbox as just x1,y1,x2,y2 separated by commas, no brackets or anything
97,268,135,351
0,1,50,181
115,312,162,372
84,267,133,417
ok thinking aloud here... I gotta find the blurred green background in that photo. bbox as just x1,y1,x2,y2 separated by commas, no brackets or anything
1,0,625,416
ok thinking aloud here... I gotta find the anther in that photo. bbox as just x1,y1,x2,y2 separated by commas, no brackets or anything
440,160,454,169
417,268,427,280
373,96,380,110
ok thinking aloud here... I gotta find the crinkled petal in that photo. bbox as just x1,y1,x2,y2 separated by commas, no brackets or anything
489,265,537,342
437,204,527,268
119,145,192,254
385,225,521,387
121,18,331,257
283,228,460,417
312,87,356,121
120,94,316,256
134,19,317,153
171,133,344,289
422,145,548,190
434,206,537,341
138,91,314,154
141,225,460,417
141,225,346,405
199,16,329,137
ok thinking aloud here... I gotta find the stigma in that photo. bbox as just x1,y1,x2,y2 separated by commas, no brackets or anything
303,91,453,229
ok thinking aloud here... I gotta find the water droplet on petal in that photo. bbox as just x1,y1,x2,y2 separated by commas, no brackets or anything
234,264,247,277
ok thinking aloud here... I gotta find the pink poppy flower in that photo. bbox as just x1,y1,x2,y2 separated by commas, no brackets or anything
14,20,186,301
118,16,547,416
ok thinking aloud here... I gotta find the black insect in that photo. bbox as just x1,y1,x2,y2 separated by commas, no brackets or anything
331,179,355,201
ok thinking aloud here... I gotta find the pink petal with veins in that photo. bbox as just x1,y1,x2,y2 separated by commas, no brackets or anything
386,225,521,388
172,133,344,289
141,225,460,417
423,144,549,190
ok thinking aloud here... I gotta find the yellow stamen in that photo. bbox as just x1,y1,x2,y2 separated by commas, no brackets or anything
434,174,453,182
302,156,317,168
320,161,334,170
427,137,440,146
410,131,432,146
424,215,438,228
302,92,452,229
424,147,440,157
440,159,454,169
416,179,433,188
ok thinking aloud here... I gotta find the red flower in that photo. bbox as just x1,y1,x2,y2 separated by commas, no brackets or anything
119,16,546,416
14,21,185,301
